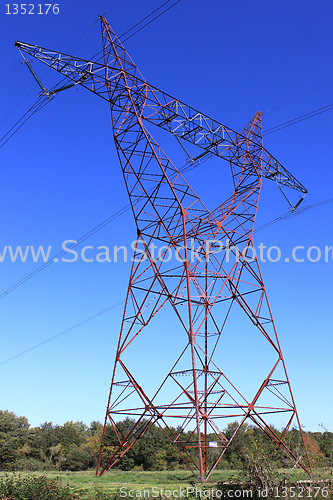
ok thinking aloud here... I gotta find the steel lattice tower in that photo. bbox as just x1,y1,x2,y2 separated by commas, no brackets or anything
16,16,311,481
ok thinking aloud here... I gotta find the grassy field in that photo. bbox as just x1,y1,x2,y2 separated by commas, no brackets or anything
0,469,238,497
0,468,330,499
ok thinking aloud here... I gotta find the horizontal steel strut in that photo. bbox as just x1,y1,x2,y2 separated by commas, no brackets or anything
15,40,307,194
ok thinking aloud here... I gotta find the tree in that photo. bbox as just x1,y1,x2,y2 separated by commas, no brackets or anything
0,410,31,469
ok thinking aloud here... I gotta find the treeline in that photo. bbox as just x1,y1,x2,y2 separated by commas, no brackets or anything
0,410,332,472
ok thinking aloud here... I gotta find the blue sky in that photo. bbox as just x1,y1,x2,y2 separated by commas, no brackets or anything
0,0,332,433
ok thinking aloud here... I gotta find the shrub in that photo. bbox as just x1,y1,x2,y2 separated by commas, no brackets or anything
0,473,81,500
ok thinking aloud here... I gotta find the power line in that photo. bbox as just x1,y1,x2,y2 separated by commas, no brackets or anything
263,102,333,135
0,0,186,297
0,97,49,149
0,0,125,127
2,0,333,147
0,299,127,367
1,91,332,299
5,57,333,149
254,198,333,233
0,162,185,300
66,0,125,53
1,1,332,365
2,100,333,297
1,197,332,367
0,0,182,148
0,78,70,149
262,80,333,115
121,0,181,43
2,116,331,363
119,0,175,39
88,0,181,63
2,0,179,126
0,204,130,300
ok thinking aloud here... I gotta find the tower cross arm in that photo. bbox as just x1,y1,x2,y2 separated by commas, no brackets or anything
14,41,120,101
15,41,307,195
142,97,307,194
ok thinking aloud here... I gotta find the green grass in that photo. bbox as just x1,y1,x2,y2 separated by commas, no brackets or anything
0,469,238,498
0,468,330,499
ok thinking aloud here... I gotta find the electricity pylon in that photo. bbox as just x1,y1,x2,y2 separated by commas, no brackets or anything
16,16,310,481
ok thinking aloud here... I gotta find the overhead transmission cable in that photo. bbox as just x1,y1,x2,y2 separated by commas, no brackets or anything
0,196,332,368
0,155,191,300
120,0,181,43
80,0,181,63
0,299,128,367
0,0,181,148
119,0,177,39
0,0,125,127
3,0,333,147
263,102,333,135
0,204,130,300
262,80,333,115
65,0,125,52
1,197,332,367
2,95,333,299
2,99,333,297
254,198,333,233
0,78,69,149
1,1,333,364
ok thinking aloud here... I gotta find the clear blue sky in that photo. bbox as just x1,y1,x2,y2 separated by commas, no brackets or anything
0,0,332,433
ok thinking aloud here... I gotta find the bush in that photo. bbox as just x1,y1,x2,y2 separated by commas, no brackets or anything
0,474,80,500
11,458,52,472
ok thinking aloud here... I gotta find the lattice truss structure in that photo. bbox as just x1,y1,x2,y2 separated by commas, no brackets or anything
16,17,310,481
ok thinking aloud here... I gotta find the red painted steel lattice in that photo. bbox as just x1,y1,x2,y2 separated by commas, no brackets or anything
16,16,311,481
